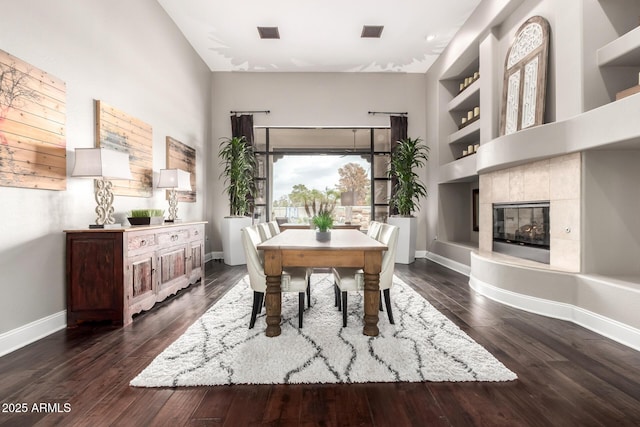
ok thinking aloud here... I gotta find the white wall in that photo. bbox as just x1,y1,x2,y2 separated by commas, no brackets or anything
0,1,211,338
208,72,428,252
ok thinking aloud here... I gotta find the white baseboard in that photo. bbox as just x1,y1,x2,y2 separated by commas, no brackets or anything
424,251,471,276
0,311,67,358
206,251,224,263
469,275,640,352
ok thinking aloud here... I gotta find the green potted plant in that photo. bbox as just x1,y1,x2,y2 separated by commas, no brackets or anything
218,136,256,265
312,210,334,241
128,209,165,226
388,137,429,264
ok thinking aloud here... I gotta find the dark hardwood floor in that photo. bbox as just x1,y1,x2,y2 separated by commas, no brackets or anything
1,259,639,426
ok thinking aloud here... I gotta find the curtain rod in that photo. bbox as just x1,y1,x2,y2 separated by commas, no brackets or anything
230,110,270,115
368,111,408,116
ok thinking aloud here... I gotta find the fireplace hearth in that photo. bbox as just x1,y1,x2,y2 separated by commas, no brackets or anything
493,202,550,264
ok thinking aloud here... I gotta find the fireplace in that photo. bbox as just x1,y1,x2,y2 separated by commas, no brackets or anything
493,202,550,264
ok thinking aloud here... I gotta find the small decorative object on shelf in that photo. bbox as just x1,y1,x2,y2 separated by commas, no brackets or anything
457,143,481,160
458,71,480,94
458,107,480,130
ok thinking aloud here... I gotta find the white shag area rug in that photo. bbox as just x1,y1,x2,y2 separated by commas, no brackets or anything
130,274,517,387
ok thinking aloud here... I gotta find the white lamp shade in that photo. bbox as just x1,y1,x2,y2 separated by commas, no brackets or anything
157,168,192,191
72,148,133,180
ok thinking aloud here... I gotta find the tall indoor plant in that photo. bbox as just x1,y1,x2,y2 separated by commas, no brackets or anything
219,136,256,265
388,137,429,264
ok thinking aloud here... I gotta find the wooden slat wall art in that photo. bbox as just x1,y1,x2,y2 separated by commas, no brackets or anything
0,49,66,190
166,136,196,202
95,100,153,197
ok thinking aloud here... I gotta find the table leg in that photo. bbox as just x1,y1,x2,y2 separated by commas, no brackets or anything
264,249,282,337
363,251,382,336
265,275,282,337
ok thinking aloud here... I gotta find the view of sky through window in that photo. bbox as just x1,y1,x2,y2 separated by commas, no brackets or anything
272,155,370,202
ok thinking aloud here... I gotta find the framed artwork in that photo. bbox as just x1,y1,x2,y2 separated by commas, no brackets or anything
500,16,550,136
166,136,196,202
0,48,66,190
96,100,153,197
472,189,479,232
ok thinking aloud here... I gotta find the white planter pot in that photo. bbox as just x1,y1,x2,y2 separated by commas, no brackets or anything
388,216,417,264
221,216,252,266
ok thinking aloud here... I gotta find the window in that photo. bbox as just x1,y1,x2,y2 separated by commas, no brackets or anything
253,128,392,225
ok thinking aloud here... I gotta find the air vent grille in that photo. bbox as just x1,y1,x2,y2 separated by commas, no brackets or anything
258,27,280,39
361,25,384,38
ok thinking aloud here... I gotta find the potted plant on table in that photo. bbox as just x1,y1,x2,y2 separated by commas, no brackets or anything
388,137,429,264
312,210,334,242
127,209,165,226
219,136,256,265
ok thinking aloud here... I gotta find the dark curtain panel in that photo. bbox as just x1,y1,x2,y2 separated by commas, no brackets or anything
390,115,408,149
230,114,255,216
389,115,408,216
230,114,255,145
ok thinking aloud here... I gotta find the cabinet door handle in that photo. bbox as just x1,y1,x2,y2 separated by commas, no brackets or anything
194,230,199,235
171,235,178,241
140,239,146,246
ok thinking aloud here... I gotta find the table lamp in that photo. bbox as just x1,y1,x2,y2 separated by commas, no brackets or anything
340,191,355,224
71,147,133,228
157,168,192,222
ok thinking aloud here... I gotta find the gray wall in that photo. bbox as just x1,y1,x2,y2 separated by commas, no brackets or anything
0,0,211,336
583,150,640,276
207,72,428,253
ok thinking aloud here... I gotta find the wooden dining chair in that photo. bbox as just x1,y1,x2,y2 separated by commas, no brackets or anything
241,225,309,329
332,223,399,327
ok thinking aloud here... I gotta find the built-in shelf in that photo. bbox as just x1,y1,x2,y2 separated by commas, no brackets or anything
439,154,477,183
598,25,640,67
476,93,640,174
448,119,480,145
448,78,480,111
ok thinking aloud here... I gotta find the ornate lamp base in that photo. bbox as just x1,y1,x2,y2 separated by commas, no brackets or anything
92,178,116,227
166,189,178,222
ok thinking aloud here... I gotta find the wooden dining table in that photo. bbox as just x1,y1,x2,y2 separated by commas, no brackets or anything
256,229,387,337
278,223,362,231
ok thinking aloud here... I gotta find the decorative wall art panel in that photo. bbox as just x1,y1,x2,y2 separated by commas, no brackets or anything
500,16,550,136
96,100,153,197
0,49,66,190
166,136,196,202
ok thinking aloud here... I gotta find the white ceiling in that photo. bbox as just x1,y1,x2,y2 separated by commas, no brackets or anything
157,0,482,73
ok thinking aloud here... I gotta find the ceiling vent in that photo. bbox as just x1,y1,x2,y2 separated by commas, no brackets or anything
361,25,384,38
258,26,280,39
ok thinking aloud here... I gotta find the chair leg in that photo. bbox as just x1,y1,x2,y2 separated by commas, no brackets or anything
306,278,311,308
334,283,340,310
249,291,264,329
383,288,394,324
379,293,383,311
298,292,304,328
341,291,348,327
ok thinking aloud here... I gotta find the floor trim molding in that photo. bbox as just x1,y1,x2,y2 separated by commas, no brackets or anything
469,275,640,352
0,311,67,357
424,251,471,276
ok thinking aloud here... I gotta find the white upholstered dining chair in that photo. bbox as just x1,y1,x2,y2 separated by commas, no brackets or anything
332,223,399,327
241,225,310,329
256,222,273,241
367,220,382,240
267,220,280,236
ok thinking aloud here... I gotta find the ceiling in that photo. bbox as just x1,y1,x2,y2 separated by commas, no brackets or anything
157,0,482,73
